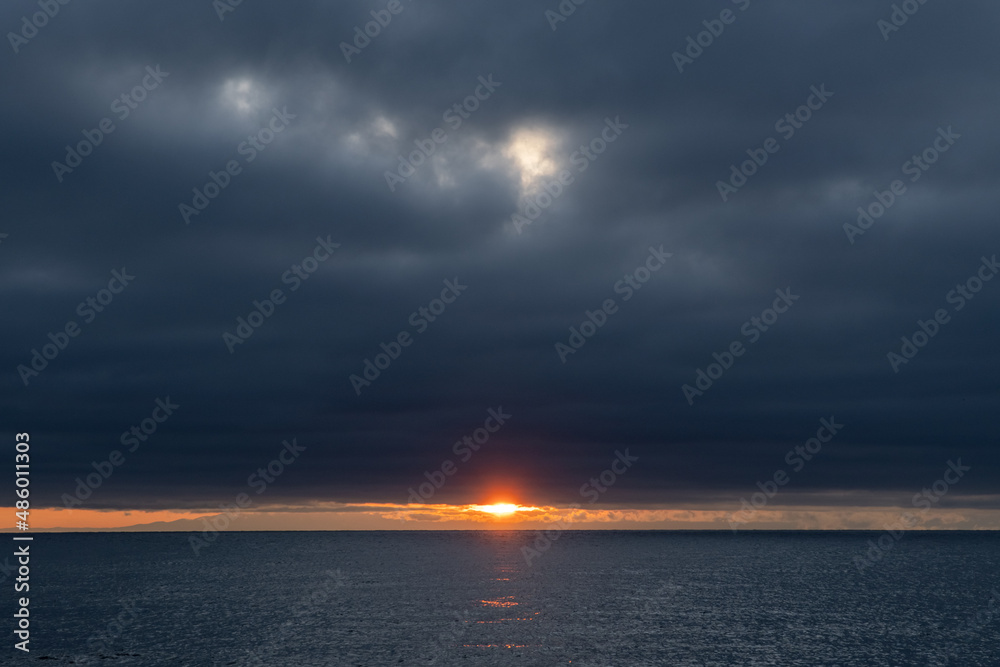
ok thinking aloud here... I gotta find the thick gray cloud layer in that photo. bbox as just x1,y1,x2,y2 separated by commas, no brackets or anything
3,0,999,511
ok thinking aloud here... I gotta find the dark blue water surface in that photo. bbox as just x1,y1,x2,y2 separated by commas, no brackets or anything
9,531,1000,666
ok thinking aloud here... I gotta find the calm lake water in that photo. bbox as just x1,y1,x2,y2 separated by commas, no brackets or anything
13,531,1000,666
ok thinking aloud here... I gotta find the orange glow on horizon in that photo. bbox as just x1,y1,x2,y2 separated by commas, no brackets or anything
7,502,1000,532
4,508,214,531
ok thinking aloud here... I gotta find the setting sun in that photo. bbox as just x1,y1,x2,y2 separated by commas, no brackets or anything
482,503,518,515
467,503,532,517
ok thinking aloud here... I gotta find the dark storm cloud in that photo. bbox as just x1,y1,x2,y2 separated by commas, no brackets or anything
2,0,999,511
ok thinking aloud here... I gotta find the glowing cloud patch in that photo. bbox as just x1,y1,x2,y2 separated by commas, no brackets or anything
220,77,265,114
502,126,561,190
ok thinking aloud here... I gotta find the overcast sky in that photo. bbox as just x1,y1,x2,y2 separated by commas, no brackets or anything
3,0,999,527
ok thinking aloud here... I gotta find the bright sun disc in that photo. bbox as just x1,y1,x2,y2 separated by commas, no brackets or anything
473,503,520,516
